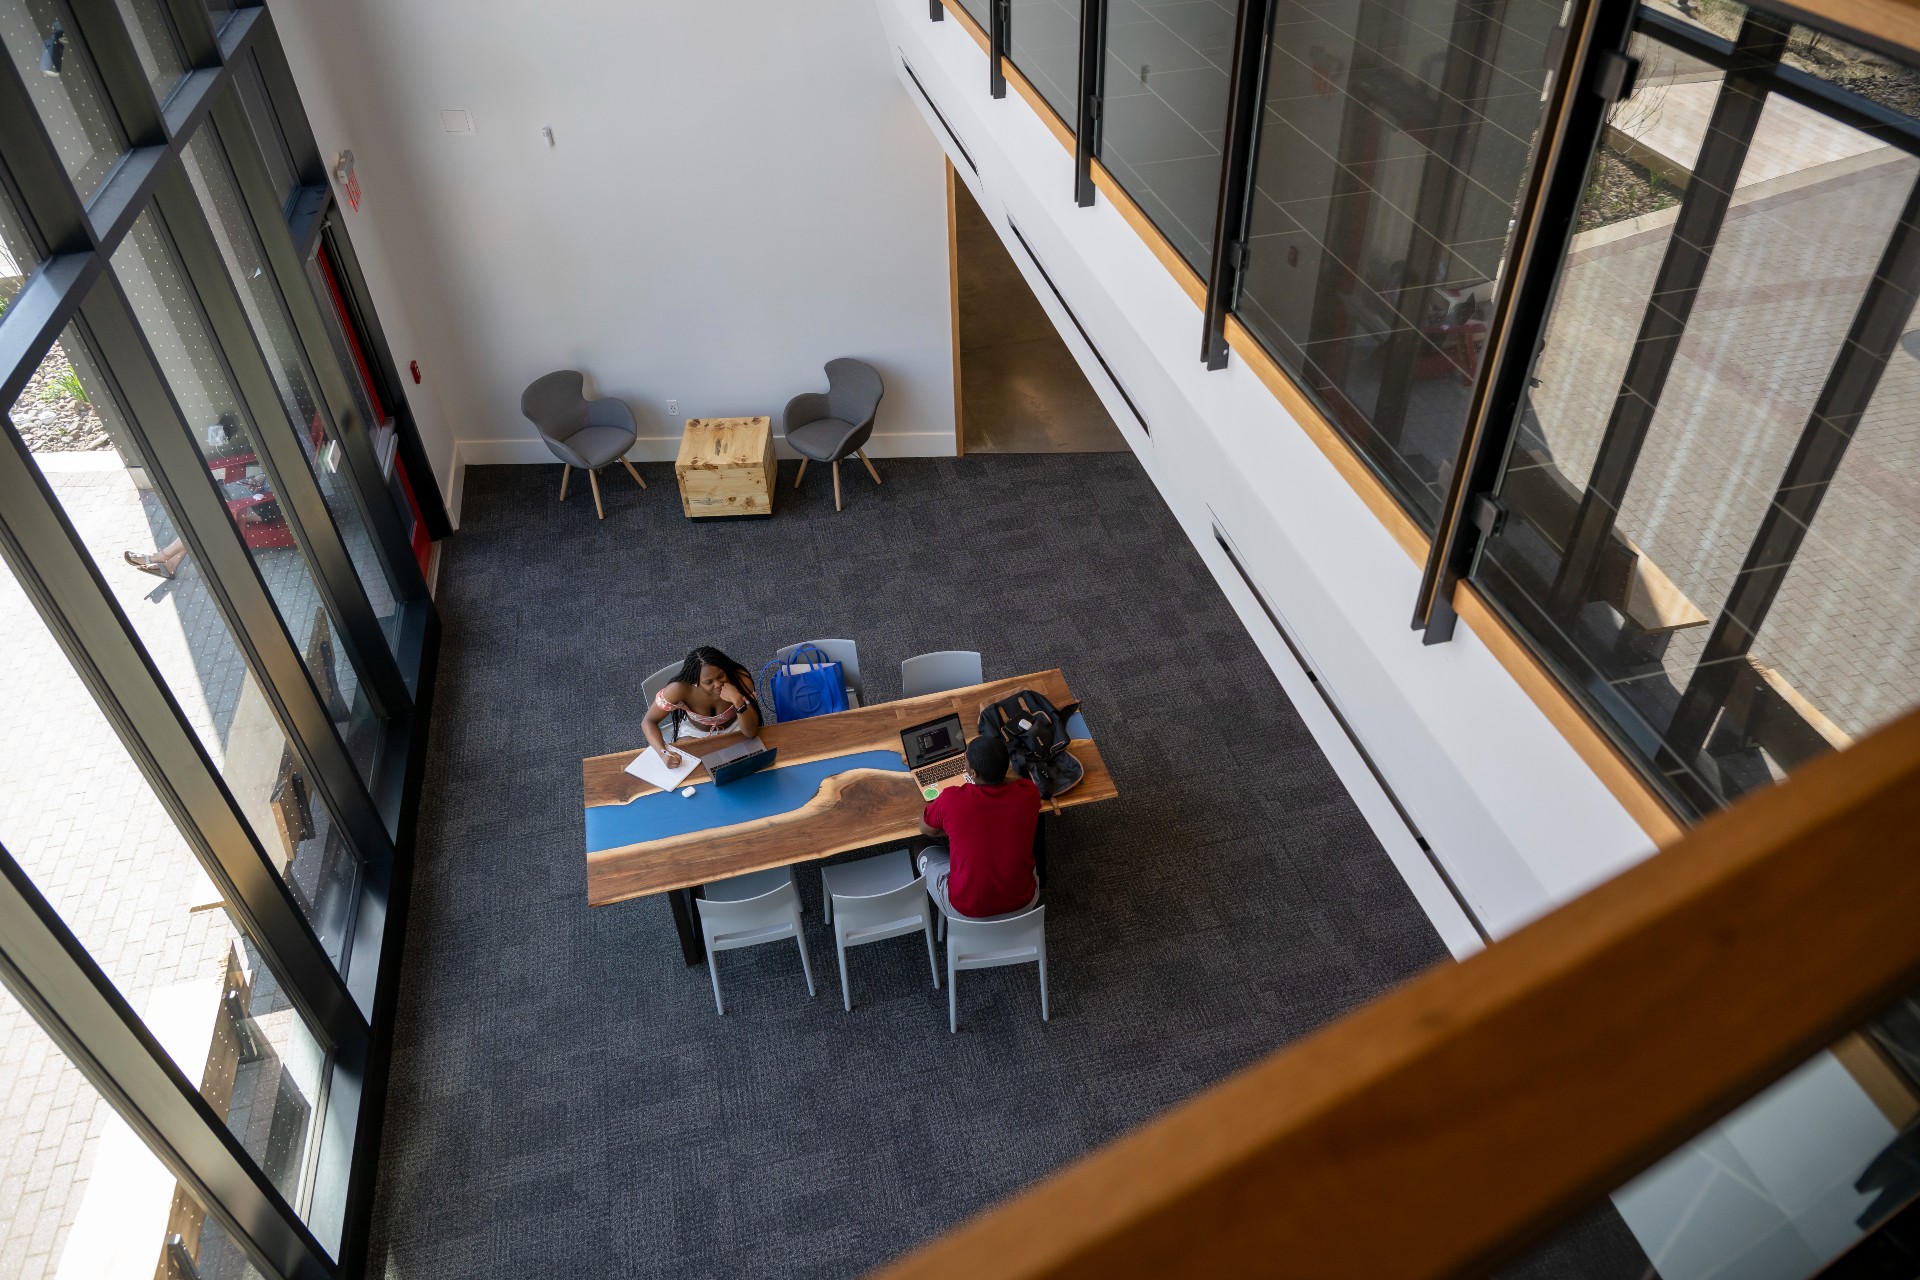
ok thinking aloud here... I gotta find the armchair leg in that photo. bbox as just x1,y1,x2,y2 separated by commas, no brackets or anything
832,460,842,512
794,458,809,489
858,449,882,486
558,465,571,501
589,468,605,520
619,456,648,489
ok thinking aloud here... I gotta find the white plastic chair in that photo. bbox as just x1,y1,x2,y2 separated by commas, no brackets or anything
944,905,1047,1033
822,851,939,1011
901,650,983,699
641,660,683,742
694,867,814,1015
774,639,863,707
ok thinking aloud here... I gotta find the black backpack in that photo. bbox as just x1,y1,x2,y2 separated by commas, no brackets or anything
977,689,1085,800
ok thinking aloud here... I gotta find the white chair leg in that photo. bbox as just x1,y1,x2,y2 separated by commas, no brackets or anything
1039,943,1049,1022
795,924,816,997
838,939,852,1012
949,958,959,1034
923,912,940,989
823,871,832,924
708,947,725,1017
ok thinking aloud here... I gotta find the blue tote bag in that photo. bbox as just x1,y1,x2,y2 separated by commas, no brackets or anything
759,645,850,723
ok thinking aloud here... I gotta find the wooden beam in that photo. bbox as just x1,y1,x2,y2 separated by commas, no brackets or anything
874,703,1920,1280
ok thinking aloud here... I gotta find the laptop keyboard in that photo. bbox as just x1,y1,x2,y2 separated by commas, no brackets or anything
915,756,968,785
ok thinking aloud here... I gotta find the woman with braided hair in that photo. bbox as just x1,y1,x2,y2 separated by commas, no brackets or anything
640,646,761,768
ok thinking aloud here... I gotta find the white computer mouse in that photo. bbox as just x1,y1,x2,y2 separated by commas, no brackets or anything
680,786,697,798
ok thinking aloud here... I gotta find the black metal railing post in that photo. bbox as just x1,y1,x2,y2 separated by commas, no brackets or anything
1074,0,1104,206
1201,0,1278,368
990,0,1010,98
1409,0,1636,641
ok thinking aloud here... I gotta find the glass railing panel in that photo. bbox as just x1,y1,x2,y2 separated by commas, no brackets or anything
1100,0,1236,274
1233,0,1559,530
1471,6,1920,816
1009,0,1080,125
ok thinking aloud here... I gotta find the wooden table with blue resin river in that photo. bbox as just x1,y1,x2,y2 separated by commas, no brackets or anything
581,668,1118,965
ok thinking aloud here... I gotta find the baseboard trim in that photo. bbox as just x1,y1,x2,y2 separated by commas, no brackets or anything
456,432,957,467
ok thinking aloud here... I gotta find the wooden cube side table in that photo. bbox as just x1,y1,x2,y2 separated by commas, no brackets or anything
674,416,775,518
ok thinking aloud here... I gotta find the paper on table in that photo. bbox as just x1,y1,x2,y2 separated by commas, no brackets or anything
623,745,702,791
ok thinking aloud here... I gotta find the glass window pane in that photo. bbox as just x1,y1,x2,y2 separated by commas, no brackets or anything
203,0,233,33
232,54,300,205
957,0,989,33
182,120,407,654
0,186,36,316
1474,13,1920,815
1009,0,1079,125
110,209,389,786
7,319,361,965
110,0,184,103
1100,0,1235,273
0,979,271,1279
0,0,129,200
0,544,335,1230
1236,0,1558,529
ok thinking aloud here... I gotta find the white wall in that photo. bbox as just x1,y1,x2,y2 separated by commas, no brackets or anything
267,0,958,519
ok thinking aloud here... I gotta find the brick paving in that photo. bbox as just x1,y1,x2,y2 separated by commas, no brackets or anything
0,451,337,1277
1527,116,1920,743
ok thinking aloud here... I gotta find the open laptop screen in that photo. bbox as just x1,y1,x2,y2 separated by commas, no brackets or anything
900,714,964,769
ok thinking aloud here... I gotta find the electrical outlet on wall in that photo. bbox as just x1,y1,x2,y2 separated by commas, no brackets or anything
666,400,680,416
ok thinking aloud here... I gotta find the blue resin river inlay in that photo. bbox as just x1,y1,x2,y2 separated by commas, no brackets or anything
584,750,909,852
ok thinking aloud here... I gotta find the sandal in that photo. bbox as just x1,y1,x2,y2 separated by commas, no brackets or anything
123,550,174,580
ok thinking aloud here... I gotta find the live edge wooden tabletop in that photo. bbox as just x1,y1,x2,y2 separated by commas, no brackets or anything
581,669,1118,907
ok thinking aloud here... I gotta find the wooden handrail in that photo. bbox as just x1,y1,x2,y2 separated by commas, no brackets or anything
873,705,1920,1279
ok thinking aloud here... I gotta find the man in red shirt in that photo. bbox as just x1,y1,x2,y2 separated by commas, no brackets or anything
916,735,1042,919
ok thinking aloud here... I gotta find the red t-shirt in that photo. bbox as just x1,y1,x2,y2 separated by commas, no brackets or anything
923,777,1041,917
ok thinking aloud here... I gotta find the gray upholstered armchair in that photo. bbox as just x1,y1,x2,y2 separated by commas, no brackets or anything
520,370,647,519
782,358,884,512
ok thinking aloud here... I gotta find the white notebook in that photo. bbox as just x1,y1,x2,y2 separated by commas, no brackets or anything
623,745,702,792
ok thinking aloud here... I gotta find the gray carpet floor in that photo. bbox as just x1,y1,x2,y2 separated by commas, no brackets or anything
365,454,1652,1279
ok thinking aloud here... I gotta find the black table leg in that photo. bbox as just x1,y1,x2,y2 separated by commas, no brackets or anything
669,887,704,967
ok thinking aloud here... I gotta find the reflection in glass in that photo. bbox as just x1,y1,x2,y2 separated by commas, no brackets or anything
0,548,333,1232
1009,0,1079,125
111,210,387,785
111,0,185,103
0,184,37,315
0,0,127,200
182,120,406,653
6,320,361,963
1100,0,1236,272
1474,10,1920,815
0,981,272,1279
1236,0,1557,529
957,0,990,34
